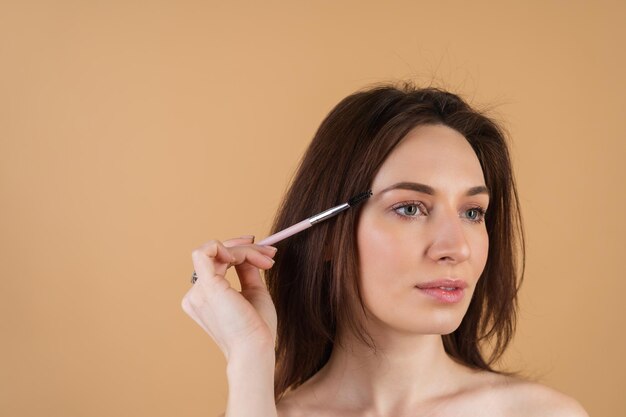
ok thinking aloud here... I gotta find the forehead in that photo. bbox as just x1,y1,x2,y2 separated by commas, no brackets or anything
371,124,486,193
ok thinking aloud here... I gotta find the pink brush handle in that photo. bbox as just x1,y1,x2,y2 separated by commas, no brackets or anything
257,219,312,246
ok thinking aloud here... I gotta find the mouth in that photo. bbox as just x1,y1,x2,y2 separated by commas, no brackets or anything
415,279,468,303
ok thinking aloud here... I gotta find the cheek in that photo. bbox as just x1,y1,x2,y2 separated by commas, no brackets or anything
356,214,414,298
470,229,489,280
357,213,396,275
357,219,397,270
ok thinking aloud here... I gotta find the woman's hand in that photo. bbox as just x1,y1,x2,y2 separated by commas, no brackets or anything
182,236,278,360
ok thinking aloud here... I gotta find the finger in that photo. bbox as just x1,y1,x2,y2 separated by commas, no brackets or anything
230,246,275,292
223,238,277,265
223,235,255,248
252,244,278,258
223,238,277,260
191,240,235,285
191,241,276,287
234,261,267,291
227,245,276,271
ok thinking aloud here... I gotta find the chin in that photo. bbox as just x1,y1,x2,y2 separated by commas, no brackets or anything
397,311,463,335
376,314,464,336
415,321,463,336
364,302,469,336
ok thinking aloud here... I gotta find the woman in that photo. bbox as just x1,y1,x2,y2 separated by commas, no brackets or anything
182,83,588,416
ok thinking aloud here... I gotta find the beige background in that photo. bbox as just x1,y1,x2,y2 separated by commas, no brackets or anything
1,1,624,416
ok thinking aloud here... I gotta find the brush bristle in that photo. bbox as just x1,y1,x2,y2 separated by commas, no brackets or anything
348,190,373,207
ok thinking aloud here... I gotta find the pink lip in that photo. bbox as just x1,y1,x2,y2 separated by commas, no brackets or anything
415,279,467,304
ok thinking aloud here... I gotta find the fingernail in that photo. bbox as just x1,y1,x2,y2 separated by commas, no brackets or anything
269,246,278,253
240,235,255,242
265,256,275,264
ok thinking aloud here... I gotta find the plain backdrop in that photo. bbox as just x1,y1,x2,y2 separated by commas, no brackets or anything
1,1,624,416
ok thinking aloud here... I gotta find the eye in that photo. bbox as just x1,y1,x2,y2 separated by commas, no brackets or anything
464,207,487,224
392,201,427,219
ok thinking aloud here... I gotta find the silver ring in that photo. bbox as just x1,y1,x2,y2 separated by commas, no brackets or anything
191,270,198,284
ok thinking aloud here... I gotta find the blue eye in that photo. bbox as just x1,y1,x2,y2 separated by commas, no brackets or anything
465,207,487,223
399,205,418,216
393,201,426,218
392,202,487,224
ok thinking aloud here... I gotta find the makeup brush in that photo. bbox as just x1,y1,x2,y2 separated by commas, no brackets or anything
190,190,372,283
257,190,372,246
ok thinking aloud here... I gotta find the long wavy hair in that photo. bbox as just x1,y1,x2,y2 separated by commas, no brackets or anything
265,82,525,401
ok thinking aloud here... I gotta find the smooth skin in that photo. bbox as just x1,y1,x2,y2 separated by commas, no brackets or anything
183,237,279,416
183,125,589,417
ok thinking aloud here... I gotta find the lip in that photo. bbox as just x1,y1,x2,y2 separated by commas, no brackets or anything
415,279,468,290
415,279,468,304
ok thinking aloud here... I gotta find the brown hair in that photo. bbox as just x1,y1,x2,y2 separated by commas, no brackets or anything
265,82,525,400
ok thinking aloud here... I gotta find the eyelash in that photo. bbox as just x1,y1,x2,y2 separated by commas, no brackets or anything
391,200,487,224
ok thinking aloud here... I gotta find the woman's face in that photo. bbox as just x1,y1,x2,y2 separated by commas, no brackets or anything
356,124,490,336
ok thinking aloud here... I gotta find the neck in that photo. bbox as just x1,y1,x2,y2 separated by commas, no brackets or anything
300,326,475,415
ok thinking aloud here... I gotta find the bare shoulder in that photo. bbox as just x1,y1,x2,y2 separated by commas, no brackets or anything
487,374,589,417
275,371,589,417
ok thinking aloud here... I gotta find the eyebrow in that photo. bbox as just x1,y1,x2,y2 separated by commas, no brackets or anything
379,181,490,197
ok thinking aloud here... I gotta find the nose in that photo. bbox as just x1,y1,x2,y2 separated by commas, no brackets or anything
425,207,471,264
